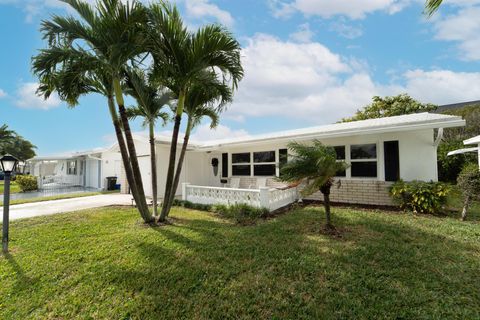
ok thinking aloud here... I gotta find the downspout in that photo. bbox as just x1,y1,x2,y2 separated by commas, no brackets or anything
434,128,444,148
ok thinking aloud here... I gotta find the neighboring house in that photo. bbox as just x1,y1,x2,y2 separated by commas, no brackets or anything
118,112,465,207
448,135,480,169
27,147,122,191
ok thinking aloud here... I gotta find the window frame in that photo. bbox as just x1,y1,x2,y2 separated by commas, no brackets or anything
230,150,278,177
67,160,77,175
349,143,378,178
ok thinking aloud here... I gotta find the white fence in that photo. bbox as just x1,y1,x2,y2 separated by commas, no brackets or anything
182,183,298,211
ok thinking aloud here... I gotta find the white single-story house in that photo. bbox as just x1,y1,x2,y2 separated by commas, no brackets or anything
27,147,122,191
118,112,465,208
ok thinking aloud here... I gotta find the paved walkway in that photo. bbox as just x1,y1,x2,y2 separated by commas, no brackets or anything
0,194,133,222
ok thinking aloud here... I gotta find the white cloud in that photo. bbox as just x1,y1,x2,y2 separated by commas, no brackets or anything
191,124,249,142
433,6,480,61
184,0,234,27
329,19,363,39
270,0,412,19
0,89,6,98
289,23,314,43
15,82,62,110
223,34,480,124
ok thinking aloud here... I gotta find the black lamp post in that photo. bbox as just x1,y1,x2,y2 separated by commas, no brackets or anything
1,154,18,253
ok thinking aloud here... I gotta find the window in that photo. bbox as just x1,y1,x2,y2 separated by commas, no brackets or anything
253,151,276,176
221,153,228,177
67,160,77,175
350,144,377,178
231,151,277,177
333,146,346,177
232,153,251,176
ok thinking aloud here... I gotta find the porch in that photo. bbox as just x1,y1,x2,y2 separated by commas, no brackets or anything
181,177,299,211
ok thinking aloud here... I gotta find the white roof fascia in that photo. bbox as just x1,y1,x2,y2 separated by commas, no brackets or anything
464,135,480,145
447,147,479,156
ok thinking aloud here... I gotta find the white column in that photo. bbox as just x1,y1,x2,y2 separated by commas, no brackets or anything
259,187,270,210
478,144,480,171
182,183,190,201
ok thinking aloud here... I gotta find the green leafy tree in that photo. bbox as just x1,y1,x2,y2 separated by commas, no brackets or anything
164,75,233,215
279,140,349,230
147,3,243,221
342,94,437,122
125,68,171,218
457,164,480,221
0,125,36,162
32,0,153,222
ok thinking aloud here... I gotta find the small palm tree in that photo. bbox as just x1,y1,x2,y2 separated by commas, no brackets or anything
124,68,171,218
147,3,243,221
164,76,233,214
279,140,349,230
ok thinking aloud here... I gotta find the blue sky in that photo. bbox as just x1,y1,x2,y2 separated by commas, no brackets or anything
1,0,479,155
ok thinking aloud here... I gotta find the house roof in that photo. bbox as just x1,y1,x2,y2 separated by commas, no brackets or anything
198,112,465,149
464,135,480,145
447,147,479,156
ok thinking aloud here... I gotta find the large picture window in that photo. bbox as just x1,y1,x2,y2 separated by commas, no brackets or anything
67,160,77,175
350,144,377,178
232,152,251,176
231,151,277,176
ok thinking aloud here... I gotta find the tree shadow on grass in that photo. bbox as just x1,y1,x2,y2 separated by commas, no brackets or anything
95,207,480,319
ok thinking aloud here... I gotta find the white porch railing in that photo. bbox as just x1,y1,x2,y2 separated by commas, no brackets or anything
182,183,298,211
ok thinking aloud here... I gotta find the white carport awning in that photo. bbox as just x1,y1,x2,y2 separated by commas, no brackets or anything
447,147,479,156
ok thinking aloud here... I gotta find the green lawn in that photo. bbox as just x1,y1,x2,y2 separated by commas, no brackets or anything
0,180,21,194
447,186,480,221
0,206,479,319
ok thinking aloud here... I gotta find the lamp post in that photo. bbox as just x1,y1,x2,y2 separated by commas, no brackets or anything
1,154,18,253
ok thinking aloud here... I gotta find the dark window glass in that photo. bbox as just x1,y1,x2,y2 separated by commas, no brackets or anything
384,141,400,181
279,149,288,177
351,162,377,177
333,146,345,160
253,151,275,163
254,164,276,176
232,165,251,176
67,161,77,175
232,153,250,163
222,153,228,177
336,169,346,177
351,144,376,159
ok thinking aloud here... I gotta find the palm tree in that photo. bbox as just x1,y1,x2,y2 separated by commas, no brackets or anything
124,68,171,218
425,0,443,16
279,140,349,230
164,77,232,214
147,3,244,221
32,0,153,222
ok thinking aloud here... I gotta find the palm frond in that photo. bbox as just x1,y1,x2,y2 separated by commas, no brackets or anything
424,0,443,17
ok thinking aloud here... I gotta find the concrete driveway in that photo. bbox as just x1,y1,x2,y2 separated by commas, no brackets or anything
0,194,133,222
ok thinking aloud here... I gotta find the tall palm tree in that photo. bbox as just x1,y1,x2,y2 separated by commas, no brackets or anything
124,68,171,218
279,140,349,230
425,0,443,16
147,3,244,221
165,77,232,214
32,0,153,222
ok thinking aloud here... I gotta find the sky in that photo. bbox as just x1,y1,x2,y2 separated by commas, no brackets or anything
0,0,480,156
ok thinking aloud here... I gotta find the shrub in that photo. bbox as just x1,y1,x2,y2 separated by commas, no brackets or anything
172,199,269,224
15,175,38,192
390,180,450,214
457,164,480,220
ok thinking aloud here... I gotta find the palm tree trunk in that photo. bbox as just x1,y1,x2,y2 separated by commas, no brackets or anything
107,95,141,207
320,181,333,229
166,117,192,215
149,122,158,218
461,195,470,221
159,90,186,222
113,77,153,223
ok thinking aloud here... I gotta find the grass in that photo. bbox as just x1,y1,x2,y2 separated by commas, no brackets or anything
0,180,21,194
0,205,479,319
446,185,480,220
0,190,120,206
